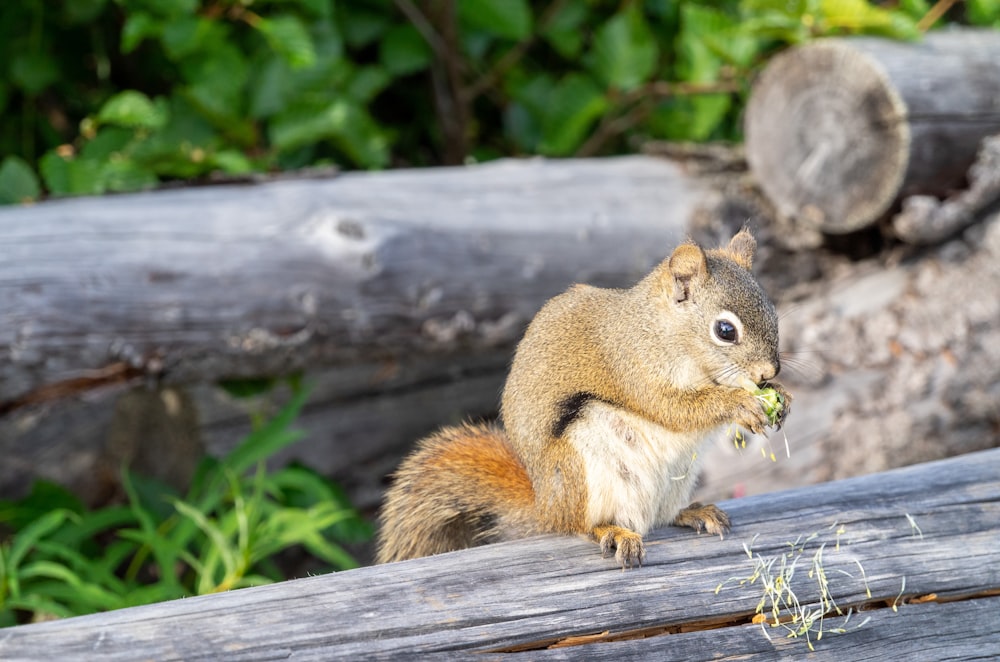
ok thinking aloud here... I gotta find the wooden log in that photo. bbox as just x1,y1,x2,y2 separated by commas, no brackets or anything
745,30,1000,234
0,156,701,407
893,132,1000,244
0,448,997,659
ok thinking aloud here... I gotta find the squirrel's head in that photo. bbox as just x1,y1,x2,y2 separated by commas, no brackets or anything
650,229,780,389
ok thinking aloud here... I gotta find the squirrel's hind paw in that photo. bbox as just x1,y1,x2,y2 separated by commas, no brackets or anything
593,524,646,570
673,502,731,539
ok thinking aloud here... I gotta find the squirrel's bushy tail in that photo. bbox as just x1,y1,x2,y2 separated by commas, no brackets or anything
375,423,535,564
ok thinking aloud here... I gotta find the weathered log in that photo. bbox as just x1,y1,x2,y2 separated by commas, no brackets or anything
0,448,997,659
893,133,1000,244
745,30,1000,234
0,156,702,407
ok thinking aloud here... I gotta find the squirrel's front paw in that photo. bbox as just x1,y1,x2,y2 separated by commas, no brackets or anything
593,524,646,570
767,382,793,429
733,390,771,435
673,502,730,538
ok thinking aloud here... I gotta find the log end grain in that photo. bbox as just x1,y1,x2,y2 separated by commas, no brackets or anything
745,39,910,234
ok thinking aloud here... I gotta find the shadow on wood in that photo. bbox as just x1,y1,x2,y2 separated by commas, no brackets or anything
1,448,997,660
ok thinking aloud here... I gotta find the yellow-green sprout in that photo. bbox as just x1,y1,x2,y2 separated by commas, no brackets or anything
755,387,786,428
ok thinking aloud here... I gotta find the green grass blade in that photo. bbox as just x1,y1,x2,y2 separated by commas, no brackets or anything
8,509,74,571
223,386,311,475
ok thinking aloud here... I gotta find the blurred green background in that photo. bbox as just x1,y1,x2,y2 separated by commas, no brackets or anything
0,0,996,204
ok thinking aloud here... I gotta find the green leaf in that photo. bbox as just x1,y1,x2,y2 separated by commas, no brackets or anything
48,505,135,549
38,153,106,197
121,12,161,53
119,0,198,18
538,73,608,156
690,7,760,69
209,150,255,174
0,156,41,205
340,10,391,49
80,127,135,161
223,387,311,475
458,0,533,40
293,0,333,19
504,72,554,151
4,594,75,620
10,52,59,95
33,540,129,596
676,5,729,83
542,2,588,58
173,498,239,590
820,0,921,38
0,481,83,535
255,14,317,70
379,25,432,76
650,94,732,141
14,572,124,613
8,510,74,572
97,91,168,129
101,159,160,193
589,5,659,91
160,16,223,60
967,0,1000,25
738,11,811,45
249,53,349,119
346,66,391,104
181,43,249,123
270,101,389,168
119,471,184,594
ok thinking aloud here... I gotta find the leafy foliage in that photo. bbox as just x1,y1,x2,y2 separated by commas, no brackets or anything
0,386,371,626
0,0,991,204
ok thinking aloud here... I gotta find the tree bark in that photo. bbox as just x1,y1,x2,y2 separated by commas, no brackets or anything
745,30,1000,234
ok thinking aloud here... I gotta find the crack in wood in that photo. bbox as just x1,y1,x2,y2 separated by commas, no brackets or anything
0,362,144,415
488,587,1000,653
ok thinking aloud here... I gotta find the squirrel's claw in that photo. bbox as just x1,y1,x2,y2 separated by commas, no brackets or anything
595,525,646,570
674,502,731,538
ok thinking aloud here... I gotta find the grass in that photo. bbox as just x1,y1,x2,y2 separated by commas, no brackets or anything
0,384,372,626
714,521,906,651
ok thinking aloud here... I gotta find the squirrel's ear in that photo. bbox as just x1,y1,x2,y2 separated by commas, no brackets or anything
667,242,707,302
726,229,756,270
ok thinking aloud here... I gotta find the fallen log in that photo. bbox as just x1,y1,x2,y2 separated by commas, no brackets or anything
745,29,1000,234
0,156,700,407
892,133,1000,244
0,448,997,659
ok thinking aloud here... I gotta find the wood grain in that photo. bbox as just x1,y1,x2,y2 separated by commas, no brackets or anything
1,448,996,660
746,30,1000,233
0,156,698,406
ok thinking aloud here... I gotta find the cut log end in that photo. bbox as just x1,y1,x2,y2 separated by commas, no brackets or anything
746,40,909,234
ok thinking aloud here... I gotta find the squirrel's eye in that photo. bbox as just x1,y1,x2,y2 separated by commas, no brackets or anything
711,312,743,346
715,320,737,342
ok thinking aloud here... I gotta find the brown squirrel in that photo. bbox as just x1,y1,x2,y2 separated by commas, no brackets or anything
376,229,790,568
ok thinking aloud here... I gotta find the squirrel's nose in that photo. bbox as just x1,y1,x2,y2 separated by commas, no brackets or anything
756,361,778,383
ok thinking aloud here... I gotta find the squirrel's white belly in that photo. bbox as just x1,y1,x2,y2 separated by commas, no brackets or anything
567,401,720,535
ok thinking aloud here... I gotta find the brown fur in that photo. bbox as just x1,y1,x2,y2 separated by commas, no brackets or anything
376,231,790,567
375,423,536,564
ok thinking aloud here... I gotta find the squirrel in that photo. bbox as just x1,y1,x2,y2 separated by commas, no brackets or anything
375,229,790,568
